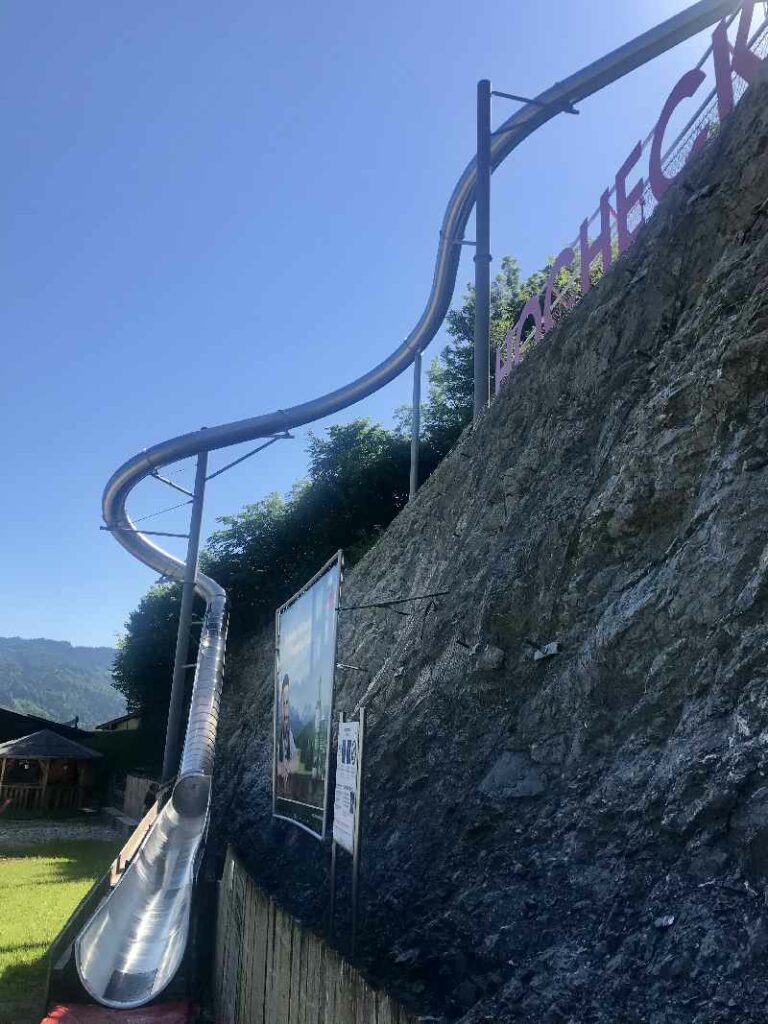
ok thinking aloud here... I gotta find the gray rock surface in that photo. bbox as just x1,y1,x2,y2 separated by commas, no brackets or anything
212,82,768,1022
479,752,545,800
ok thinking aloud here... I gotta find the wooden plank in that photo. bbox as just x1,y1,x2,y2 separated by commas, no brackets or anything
302,928,321,1024
264,897,277,1022
221,855,236,1024
249,877,263,1023
272,899,284,1021
237,877,252,1024
213,871,228,1020
237,872,255,1024
351,966,364,1024
231,859,247,1023
250,880,266,1024
227,862,240,1024
335,957,356,1024
288,919,304,1024
251,886,270,1024
274,907,294,1023
356,976,376,1024
376,992,400,1024
323,943,338,1024
316,936,328,1023
298,925,310,1024
216,853,236,1024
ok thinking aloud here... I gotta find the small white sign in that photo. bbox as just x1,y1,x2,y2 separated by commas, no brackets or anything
333,721,359,855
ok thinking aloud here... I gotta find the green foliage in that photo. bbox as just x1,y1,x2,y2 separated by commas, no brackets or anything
85,728,163,784
111,584,183,718
206,420,444,635
0,637,123,729
110,584,192,747
413,256,551,452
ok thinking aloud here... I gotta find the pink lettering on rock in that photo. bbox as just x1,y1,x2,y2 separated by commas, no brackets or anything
649,68,708,202
580,190,612,295
713,1,764,120
543,247,576,331
515,296,544,355
615,142,645,254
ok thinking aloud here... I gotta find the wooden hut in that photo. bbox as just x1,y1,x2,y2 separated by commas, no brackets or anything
0,729,101,812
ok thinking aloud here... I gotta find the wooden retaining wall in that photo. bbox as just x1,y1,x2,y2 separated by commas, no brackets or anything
214,848,418,1024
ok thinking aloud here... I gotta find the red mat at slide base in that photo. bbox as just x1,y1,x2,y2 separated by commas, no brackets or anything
41,1003,192,1023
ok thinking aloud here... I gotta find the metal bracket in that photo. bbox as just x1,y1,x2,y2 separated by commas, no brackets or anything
492,89,580,115
100,525,191,539
150,472,194,498
206,432,294,482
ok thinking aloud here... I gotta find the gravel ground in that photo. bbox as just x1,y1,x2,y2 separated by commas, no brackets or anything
0,820,123,847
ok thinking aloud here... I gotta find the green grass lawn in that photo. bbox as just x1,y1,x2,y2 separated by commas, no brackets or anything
0,840,119,1024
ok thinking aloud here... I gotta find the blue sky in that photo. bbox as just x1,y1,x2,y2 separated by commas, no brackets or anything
0,0,722,647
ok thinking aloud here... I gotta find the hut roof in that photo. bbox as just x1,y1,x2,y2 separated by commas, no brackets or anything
0,705,91,743
0,729,101,760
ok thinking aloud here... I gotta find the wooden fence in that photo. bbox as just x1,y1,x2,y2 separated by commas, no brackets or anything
214,848,418,1024
0,783,84,811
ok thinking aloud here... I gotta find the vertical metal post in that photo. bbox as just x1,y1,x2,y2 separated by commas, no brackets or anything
329,710,344,939
329,841,337,938
473,79,492,420
350,706,365,957
409,351,422,500
161,450,208,784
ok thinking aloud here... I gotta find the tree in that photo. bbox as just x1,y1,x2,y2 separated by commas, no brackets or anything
414,256,550,455
111,582,188,747
112,584,182,715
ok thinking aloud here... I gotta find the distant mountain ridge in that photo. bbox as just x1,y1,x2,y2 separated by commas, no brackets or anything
0,635,125,729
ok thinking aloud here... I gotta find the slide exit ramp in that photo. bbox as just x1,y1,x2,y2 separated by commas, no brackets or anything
75,0,744,1008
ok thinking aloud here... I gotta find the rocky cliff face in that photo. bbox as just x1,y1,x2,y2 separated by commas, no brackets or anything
211,82,768,1023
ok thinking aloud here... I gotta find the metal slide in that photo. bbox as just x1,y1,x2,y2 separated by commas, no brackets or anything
75,1,742,1008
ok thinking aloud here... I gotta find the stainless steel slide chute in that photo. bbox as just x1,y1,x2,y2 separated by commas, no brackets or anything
76,577,226,1009
75,780,210,1007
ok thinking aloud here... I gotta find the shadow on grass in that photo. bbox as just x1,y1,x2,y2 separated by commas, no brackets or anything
0,952,48,1024
0,941,49,955
2,810,89,822
0,840,119,884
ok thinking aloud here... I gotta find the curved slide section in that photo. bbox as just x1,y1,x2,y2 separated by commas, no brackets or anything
75,1,741,1008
